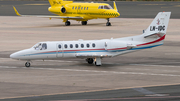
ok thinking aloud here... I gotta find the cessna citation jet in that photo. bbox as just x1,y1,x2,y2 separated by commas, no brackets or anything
13,0,120,26
10,12,171,67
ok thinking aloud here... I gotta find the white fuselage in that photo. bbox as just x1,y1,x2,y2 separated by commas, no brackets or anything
10,35,164,61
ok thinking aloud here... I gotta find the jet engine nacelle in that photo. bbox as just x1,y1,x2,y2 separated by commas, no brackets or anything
61,7,66,13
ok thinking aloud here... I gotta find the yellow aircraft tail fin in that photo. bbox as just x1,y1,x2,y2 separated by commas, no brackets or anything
48,0,62,6
113,1,118,12
13,6,21,16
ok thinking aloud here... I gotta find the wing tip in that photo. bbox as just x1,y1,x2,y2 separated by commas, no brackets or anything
13,6,21,16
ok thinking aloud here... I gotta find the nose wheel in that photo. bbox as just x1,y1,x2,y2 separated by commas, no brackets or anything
106,18,111,26
25,62,31,67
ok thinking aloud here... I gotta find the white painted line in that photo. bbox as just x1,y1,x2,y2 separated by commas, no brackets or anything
0,66,180,77
130,64,180,68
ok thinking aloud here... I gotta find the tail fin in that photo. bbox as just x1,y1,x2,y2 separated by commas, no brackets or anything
143,12,171,38
48,0,62,6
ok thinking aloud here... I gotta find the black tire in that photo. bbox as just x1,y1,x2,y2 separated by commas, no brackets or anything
65,21,70,26
25,62,30,67
87,58,93,64
106,22,111,26
82,21,87,25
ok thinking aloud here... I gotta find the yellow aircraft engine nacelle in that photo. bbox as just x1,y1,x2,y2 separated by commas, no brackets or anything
48,7,67,15
61,7,66,13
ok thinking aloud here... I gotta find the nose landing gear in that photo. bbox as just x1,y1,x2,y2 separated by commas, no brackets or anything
106,18,111,26
25,61,31,67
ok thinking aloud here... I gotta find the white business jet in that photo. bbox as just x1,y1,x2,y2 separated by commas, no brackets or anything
10,12,171,67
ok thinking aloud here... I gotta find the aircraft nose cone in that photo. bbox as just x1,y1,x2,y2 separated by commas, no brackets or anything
117,13,120,17
10,53,17,59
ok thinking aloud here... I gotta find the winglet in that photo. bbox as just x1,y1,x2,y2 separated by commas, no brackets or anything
13,6,21,16
113,1,118,12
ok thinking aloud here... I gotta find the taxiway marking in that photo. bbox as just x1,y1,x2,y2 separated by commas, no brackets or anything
0,65,180,77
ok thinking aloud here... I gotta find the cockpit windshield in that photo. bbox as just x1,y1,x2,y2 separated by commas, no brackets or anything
98,5,113,9
33,43,47,50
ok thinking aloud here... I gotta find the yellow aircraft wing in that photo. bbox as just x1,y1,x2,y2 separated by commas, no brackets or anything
13,6,83,19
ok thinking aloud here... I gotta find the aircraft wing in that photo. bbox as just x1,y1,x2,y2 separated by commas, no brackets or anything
76,53,113,58
13,6,83,19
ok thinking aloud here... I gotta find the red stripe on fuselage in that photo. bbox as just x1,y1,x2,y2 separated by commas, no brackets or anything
137,35,165,46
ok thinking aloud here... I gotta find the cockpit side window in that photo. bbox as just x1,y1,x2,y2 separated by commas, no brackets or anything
34,43,47,50
98,5,103,9
98,5,112,9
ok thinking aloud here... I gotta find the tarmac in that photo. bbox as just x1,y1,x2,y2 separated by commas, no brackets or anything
0,1,180,101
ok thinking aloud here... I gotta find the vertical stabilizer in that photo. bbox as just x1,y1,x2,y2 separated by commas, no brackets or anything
143,12,171,37
48,0,62,6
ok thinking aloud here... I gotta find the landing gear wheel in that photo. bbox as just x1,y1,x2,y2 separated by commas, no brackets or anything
25,62,31,67
82,21,87,25
86,58,94,64
65,21,70,26
106,18,111,26
106,22,111,26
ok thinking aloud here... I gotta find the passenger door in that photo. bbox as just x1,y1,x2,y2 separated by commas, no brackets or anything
56,43,63,57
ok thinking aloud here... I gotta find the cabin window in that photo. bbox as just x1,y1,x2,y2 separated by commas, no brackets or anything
64,44,68,48
78,6,80,9
34,43,47,50
81,44,84,48
58,44,61,49
72,6,74,9
75,7,77,9
86,43,90,48
87,7,88,10
70,44,73,48
81,7,83,10
75,44,78,48
84,7,86,10
92,43,95,48
42,43,47,50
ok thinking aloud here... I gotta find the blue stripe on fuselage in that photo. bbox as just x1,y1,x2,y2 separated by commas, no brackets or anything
22,44,162,56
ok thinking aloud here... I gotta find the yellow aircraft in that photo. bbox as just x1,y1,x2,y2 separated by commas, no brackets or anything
13,0,120,26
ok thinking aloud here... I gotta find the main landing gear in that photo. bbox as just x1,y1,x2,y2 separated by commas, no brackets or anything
81,21,87,25
86,58,102,66
65,20,71,26
106,18,111,26
25,61,31,67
